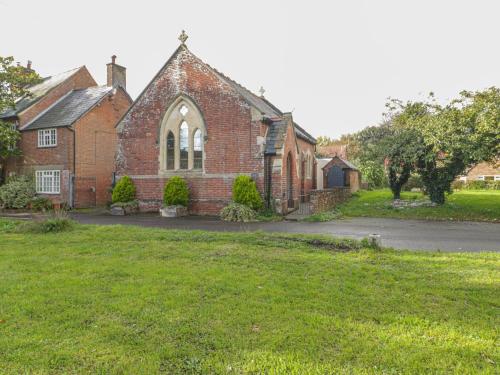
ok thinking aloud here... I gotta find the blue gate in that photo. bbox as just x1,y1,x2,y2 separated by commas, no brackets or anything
327,166,344,188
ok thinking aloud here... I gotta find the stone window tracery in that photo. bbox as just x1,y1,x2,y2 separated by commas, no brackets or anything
159,96,206,173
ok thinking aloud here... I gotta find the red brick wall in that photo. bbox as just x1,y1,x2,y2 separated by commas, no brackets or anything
5,127,74,203
74,88,131,207
117,47,267,214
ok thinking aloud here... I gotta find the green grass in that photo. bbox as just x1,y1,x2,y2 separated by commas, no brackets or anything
335,189,500,222
0,220,499,374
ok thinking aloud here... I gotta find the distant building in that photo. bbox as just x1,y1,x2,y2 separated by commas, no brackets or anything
458,161,500,182
0,57,132,207
317,156,360,193
316,144,348,159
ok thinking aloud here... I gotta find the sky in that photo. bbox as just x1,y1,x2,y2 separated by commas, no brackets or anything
1,0,499,138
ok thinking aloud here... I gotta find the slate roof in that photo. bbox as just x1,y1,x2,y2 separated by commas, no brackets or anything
0,67,81,119
189,48,317,147
215,74,317,145
264,119,288,155
22,86,113,130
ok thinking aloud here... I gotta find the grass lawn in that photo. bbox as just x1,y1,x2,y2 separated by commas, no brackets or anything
0,220,499,374
334,189,500,222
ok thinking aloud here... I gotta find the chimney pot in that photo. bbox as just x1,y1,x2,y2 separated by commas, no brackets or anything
111,55,117,64
27,60,32,70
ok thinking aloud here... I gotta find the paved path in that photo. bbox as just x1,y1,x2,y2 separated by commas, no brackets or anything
70,213,500,252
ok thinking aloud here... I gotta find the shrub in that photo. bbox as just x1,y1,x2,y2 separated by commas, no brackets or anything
462,180,500,190
451,180,465,190
402,174,424,191
163,176,189,207
357,160,386,190
30,196,53,211
232,175,263,210
16,212,75,233
220,202,256,222
465,180,487,190
0,175,36,209
112,176,136,203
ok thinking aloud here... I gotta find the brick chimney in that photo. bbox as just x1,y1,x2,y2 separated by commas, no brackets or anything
27,60,32,70
106,55,126,89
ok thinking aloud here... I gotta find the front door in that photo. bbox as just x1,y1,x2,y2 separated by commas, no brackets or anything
286,153,294,208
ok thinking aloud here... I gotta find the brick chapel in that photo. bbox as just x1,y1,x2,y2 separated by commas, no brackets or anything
117,32,317,215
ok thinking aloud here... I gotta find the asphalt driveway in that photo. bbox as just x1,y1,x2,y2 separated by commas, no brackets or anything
70,212,500,252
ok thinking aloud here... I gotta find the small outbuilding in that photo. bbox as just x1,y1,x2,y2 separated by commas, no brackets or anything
320,156,361,193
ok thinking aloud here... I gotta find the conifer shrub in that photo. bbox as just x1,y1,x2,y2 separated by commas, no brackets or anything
163,176,189,207
112,176,136,203
232,175,263,210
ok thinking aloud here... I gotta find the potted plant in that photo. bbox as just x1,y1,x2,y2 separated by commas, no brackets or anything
110,176,138,215
160,176,189,217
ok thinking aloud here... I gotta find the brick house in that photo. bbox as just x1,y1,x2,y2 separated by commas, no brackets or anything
0,57,132,207
116,34,316,215
458,161,500,182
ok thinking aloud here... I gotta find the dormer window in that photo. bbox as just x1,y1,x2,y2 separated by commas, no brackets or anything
38,128,57,147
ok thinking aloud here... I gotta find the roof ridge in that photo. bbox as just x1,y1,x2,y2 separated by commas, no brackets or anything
185,48,283,116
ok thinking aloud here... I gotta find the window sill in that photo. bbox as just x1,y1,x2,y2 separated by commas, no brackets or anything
36,192,60,195
37,145,57,148
158,170,204,177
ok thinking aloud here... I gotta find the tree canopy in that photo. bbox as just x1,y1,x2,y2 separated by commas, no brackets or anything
0,56,41,159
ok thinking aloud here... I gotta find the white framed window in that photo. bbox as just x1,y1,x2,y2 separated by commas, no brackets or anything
495,176,500,181
36,170,60,194
459,176,467,181
476,176,485,181
38,128,57,147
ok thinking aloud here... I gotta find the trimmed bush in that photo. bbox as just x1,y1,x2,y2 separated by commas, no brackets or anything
232,175,263,210
30,196,53,211
163,176,189,207
0,175,36,209
220,202,256,222
112,176,136,203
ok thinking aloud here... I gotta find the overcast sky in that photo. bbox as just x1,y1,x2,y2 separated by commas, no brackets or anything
1,0,499,138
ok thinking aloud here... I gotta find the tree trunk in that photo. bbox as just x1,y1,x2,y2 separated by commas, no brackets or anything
391,185,401,200
428,187,446,205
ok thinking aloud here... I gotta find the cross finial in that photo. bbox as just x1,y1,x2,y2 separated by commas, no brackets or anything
259,86,265,97
178,30,188,45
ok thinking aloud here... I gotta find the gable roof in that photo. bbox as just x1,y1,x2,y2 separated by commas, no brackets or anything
119,44,316,145
0,67,82,119
322,156,359,171
204,59,316,145
21,86,113,130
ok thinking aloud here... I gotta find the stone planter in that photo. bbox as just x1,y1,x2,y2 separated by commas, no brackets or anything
110,202,139,216
160,205,188,217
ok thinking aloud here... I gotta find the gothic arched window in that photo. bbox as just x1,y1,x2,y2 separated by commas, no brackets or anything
166,131,175,170
193,129,203,169
159,96,206,173
179,121,189,170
